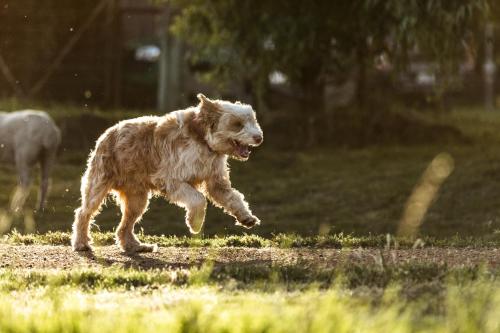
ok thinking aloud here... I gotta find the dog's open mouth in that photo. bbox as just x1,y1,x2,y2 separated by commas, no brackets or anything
231,139,251,158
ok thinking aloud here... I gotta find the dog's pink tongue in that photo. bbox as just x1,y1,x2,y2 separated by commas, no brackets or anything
237,145,250,158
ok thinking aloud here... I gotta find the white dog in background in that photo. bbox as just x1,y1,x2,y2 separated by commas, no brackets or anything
72,94,264,253
0,110,61,211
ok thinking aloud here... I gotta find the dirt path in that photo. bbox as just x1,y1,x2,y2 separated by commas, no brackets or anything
0,244,499,270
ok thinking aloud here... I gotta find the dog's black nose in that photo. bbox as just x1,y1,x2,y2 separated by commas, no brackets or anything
253,135,263,144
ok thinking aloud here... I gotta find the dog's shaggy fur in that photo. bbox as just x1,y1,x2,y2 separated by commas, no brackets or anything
72,94,263,252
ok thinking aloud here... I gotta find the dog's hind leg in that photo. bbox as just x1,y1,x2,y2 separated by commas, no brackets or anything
115,189,156,253
72,172,110,251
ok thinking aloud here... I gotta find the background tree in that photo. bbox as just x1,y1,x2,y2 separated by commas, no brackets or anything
171,0,489,142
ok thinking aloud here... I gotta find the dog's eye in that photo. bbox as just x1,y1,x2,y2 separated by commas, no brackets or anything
232,120,244,131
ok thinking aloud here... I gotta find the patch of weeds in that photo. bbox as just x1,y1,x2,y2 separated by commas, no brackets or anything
0,263,499,298
3,231,500,248
0,268,190,291
189,262,215,285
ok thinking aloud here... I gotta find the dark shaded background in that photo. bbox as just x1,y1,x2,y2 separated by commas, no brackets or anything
0,0,500,238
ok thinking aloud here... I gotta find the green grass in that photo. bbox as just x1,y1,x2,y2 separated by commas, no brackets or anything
0,264,498,332
0,97,154,121
3,231,500,248
0,261,497,291
2,105,500,332
1,107,500,237
3,144,500,237
445,107,500,144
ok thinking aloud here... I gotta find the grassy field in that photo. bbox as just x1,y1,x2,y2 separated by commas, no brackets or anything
2,143,500,238
1,105,500,332
3,230,500,248
1,102,500,238
1,231,499,332
0,259,499,332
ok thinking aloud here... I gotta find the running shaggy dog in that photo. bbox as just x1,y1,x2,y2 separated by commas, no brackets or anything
72,94,263,252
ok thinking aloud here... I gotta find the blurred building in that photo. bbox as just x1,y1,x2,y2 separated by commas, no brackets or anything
0,0,167,109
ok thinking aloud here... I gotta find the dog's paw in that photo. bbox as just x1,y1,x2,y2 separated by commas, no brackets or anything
71,234,93,252
236,215,261,229
121,242,158,254
72,242,93,252
135,243,158,253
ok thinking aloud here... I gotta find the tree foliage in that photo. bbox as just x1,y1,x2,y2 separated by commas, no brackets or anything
171,0,489,107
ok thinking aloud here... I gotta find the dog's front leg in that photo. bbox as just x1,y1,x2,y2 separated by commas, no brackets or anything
205,177,260,229
167,182,207,234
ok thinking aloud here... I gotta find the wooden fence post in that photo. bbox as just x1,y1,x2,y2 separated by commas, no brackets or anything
157,7,183,111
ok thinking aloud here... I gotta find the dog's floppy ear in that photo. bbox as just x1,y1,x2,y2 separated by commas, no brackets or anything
197,93,209,103
197,93,223,114
197,93,223,130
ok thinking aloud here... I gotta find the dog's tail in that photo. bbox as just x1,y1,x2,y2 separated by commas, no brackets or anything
79,127,118,202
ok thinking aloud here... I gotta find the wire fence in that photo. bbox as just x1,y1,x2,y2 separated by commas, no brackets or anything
0,0,161,108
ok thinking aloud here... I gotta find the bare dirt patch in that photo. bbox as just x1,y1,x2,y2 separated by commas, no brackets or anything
0,244,498,270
